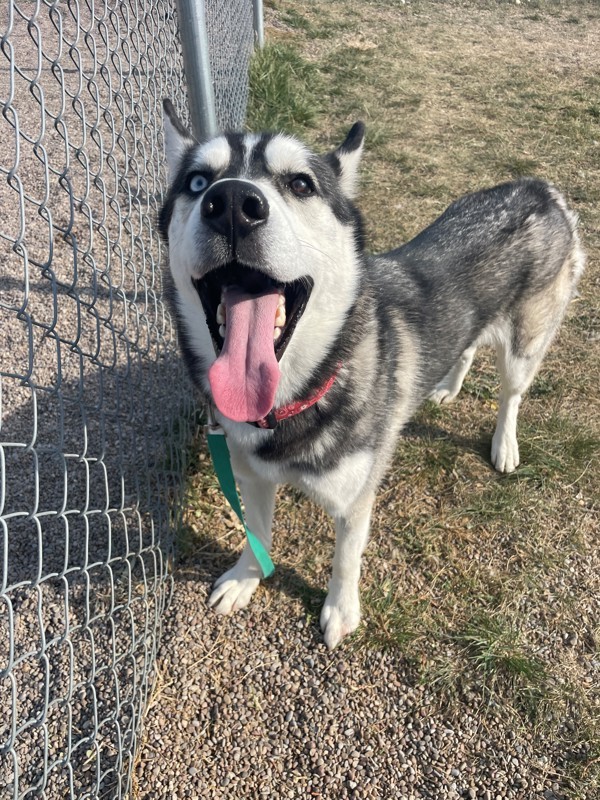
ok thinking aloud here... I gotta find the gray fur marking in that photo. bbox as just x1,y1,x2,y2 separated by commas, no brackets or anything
161,114,584,648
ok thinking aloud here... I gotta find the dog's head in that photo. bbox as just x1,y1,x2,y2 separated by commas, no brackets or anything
159,99,365,424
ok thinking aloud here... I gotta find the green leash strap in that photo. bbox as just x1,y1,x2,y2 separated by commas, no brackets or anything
206,428,275,579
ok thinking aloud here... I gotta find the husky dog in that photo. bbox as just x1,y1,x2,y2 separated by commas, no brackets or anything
160,100,584,649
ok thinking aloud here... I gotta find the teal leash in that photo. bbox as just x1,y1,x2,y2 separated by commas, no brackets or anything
205,408,275,579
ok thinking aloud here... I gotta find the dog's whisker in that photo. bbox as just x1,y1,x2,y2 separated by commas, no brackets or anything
297,238,338,265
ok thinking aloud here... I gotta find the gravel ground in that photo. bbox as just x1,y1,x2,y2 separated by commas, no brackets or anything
134,576,562,800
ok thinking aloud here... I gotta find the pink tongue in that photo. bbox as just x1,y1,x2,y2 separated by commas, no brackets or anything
208,288,281,422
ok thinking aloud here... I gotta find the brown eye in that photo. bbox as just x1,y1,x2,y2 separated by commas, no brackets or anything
289,175,315,196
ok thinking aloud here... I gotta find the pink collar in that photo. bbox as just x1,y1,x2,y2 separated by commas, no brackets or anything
254,363,342,429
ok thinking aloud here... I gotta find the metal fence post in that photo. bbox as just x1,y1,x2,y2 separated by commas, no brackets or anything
174,0,218,140
253,0,265,47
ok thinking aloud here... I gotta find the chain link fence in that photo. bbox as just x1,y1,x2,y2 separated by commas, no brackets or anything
0,1,256,797
205,0,254,130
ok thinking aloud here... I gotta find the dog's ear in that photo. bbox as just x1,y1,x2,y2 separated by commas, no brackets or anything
162,98,195,180
328,122,365,199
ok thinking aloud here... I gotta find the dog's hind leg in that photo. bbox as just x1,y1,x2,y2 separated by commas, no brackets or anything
491,339,549,473
208,455,276,615
429,345,477,405
491,210,584,473
320,490,375,650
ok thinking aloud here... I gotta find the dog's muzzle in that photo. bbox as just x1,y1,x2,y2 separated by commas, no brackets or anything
201,180,269,244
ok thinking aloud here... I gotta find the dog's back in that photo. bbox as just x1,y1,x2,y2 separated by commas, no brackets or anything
368,178,584,473
372,178,584,400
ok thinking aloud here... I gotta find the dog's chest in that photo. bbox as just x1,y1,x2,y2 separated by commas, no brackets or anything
246,447,374,517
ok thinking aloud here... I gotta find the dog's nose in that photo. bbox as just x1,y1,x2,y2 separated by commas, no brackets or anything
201,180,269,240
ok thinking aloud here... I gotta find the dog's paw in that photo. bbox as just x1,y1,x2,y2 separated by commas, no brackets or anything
320,591,361,650
491,432,520,473
428,385,459,405
207,564,260,615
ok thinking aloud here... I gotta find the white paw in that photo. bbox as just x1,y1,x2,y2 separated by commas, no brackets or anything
207,562,261,615
320,591,361,650
491,432,520,473
428,384,459,405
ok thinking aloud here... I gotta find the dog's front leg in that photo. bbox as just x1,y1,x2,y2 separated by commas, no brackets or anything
208,451,276,615
320,491,375,650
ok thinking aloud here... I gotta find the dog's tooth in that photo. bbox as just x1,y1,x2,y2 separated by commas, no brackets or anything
274,306,286,327
277,294,285,307
273,327,282,341
219,324,226,338
216,303,226,324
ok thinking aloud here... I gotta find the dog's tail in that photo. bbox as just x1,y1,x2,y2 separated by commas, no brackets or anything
548,185,586,288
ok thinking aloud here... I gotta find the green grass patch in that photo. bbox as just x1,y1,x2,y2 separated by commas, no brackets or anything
247,43,322,135
520,414,600,491
354,580,427,656
494,155,540,178
455,613,546,687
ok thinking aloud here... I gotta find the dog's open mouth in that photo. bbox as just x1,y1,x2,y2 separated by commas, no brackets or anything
193,264,312,359
192,263,313,423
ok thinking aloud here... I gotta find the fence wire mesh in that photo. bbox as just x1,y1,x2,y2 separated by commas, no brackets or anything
205,0,254,130
0,1,255,797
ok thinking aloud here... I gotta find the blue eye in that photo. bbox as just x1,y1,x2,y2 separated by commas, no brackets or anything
189,173,209,193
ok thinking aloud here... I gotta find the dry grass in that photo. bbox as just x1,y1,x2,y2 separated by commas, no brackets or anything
181,1,600,796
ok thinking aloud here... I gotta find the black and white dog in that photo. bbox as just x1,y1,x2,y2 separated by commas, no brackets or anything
159,100,584,649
